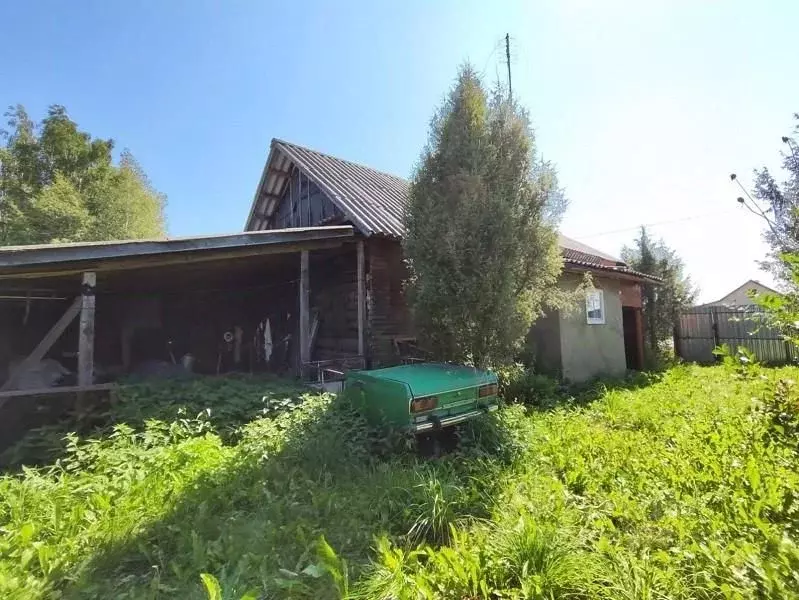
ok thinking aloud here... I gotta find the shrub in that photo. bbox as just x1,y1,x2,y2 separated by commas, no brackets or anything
495,363,561,407
762,378,799,442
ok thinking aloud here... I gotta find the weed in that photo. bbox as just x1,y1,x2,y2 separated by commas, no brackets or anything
1,366,799,598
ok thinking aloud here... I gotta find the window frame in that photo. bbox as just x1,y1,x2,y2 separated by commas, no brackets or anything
585,289,605,325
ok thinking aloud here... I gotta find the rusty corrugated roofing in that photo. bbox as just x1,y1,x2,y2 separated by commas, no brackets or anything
246,139,659,281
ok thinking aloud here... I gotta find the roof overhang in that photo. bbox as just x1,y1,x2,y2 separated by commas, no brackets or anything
563,261,663,284
245,142,295,231
0,226,355,280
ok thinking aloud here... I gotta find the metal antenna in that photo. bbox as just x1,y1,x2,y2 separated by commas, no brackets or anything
505,33,512,102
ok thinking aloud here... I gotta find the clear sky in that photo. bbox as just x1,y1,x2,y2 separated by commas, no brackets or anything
1,0,797,302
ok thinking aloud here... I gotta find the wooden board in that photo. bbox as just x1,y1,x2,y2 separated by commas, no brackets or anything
78,272,96,386
2,296,82,391
0,382,118,410
357,240,365,357
299,250,310,365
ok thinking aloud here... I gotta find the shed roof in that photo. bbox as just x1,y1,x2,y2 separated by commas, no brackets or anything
246,139,660,282
0,226,354,279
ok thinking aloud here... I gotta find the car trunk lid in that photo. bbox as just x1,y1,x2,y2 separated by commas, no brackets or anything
368,363,494,401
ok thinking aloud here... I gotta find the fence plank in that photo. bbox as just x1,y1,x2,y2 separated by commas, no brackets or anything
675,306,795,365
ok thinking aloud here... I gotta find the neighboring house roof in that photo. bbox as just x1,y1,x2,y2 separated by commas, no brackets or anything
698,279,781,307
246,139,661,283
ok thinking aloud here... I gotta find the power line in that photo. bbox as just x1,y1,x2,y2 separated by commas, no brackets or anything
575,209,737,239
477,38,504,80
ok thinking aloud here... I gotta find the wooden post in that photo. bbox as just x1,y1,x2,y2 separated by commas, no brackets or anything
357,240,365,357
78,272,96,387
2,297,82,391
710,307,720,359
299,251,310,369
634,307,644,370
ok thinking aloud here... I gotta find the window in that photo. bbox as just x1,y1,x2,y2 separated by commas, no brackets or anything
586,289,605,325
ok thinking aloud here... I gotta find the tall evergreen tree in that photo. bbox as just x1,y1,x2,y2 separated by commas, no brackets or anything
0,104,166,245
404,66,565,367
622,227,697,358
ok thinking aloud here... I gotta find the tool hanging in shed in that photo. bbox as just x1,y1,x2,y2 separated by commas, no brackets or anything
217,326,244,374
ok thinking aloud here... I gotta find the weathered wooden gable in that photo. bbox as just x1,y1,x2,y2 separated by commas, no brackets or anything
269,168,344,229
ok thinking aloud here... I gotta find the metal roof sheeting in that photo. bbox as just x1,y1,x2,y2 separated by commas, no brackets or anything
247,139,409,237
246,139,658,281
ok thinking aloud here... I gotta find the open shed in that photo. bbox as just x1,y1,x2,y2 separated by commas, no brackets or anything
0,225,363,404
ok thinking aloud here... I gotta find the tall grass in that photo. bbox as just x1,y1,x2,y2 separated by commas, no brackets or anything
1,365,798,598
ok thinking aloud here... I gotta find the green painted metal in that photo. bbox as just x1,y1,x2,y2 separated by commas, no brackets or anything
344,362,498,432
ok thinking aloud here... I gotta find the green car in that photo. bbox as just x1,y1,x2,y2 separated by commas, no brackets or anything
344,362,499,433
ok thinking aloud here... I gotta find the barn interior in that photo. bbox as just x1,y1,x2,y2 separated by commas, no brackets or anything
0,226,364,400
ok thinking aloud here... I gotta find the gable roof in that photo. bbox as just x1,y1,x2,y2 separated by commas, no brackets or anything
246,139,408,237
246,139,660,282
723,279,780,298
699,279,781,307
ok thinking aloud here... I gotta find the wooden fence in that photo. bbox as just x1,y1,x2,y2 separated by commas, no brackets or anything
675,306,795,364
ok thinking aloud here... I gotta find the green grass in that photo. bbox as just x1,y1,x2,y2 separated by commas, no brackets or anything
1,365,799,598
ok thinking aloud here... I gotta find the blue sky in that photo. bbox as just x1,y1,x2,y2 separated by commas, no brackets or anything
1,0,797,302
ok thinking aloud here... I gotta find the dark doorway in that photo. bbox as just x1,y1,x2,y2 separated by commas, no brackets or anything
622,307,643,370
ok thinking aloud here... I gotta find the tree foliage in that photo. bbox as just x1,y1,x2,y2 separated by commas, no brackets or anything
748,113,799,282
404,66,565,367
741,113,799,341
0,104,166,245
622,227,696,358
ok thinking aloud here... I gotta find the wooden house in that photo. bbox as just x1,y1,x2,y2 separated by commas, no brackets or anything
245,139,660,381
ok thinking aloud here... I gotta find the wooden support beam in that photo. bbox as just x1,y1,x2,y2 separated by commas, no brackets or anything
0,238,350,281
635,307,645,370
78,272,96,387
1,297,82,391
308,309,320,360
0,382,116,400
299,250,310,367
0,382,117,411
357,240,365,357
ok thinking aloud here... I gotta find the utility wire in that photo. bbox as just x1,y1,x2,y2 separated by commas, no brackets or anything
576,209,737,239
478,38,505,80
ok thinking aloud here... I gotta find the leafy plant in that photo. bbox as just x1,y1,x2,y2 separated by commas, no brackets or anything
1,367,799,598
713,343,761,378
199,573,257,600
495,363,561,407
315,536,350,599
761,378,799,442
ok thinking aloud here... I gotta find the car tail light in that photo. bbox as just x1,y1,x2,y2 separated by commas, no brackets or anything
478,383,498,398
411,395,438,413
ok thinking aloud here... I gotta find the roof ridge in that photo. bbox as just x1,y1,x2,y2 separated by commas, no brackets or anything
249,139,655,283
272,138,409,185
